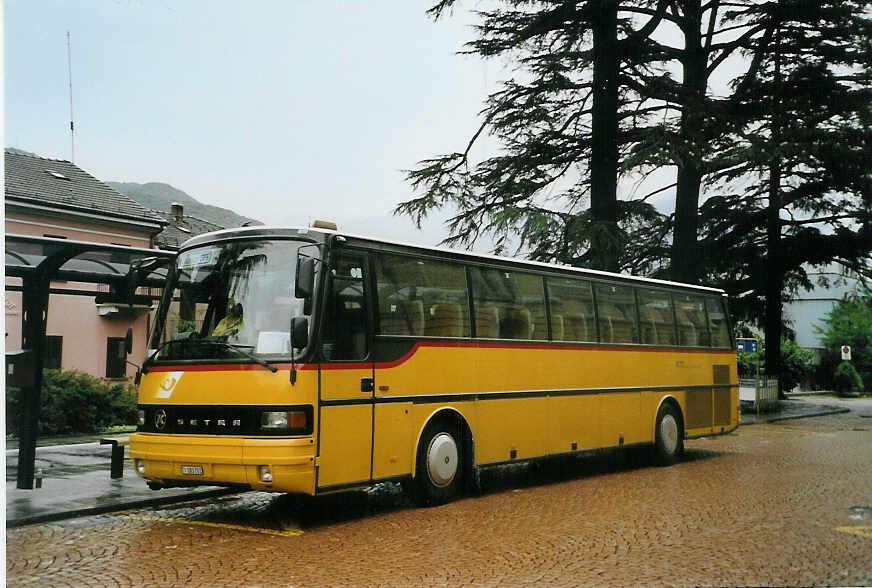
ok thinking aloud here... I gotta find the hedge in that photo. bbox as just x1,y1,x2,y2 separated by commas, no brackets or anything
6,369,138,436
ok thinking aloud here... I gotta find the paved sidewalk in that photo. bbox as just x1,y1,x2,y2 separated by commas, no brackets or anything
741,393,870,424
5,437,236,528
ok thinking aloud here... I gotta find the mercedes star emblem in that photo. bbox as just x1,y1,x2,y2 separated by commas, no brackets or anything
154,409,167,431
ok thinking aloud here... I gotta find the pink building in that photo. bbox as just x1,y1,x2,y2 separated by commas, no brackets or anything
4,150,167,380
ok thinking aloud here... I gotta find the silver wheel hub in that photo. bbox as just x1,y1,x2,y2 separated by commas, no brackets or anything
660,413,679,454
426,432,458,487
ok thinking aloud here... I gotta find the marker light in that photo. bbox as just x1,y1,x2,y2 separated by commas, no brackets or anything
135,459,145,475
258,465,273,483
137,410,145,426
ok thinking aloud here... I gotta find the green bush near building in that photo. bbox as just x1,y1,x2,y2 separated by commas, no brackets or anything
816,294,871,392
5,369,138,436
833,361,864,396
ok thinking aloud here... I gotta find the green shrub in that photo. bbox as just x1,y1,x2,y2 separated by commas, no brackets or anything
780,338,815,392
833,361,864,396
5,369,138,436
816,294,871,391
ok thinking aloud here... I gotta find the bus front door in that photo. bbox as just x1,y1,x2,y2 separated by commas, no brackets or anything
316,252,374,490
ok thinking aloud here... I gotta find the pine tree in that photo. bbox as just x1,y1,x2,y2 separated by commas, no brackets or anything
398,0,673,272
701,0,872,394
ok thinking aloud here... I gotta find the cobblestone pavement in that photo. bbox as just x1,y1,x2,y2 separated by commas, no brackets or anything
7,412,872,587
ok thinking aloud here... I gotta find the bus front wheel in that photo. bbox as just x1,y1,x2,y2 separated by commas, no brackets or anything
653,402,684,466
415,418,463,506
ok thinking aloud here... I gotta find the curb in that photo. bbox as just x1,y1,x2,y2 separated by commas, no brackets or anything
765,407,851,423
6,487,239,529
741,407,850,425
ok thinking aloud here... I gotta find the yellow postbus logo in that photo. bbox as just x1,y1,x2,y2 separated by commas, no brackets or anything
157,372,183,399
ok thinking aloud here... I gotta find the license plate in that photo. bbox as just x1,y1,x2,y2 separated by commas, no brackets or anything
181,465,204,476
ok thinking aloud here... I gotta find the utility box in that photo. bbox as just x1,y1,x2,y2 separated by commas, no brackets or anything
6,349,36,389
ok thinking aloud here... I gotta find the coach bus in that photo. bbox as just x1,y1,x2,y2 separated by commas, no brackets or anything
130,224,738,505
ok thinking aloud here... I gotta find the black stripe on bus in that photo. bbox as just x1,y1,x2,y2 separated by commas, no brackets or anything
319,383,737,407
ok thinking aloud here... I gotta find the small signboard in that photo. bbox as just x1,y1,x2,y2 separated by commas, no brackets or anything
841,345,852,361
737,339,758,353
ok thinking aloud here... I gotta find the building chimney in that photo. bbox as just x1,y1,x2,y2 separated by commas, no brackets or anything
170,202,183,222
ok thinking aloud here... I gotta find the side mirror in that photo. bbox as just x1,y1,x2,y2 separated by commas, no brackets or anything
295,258,315,300
124,327,134,356
291,316,309,350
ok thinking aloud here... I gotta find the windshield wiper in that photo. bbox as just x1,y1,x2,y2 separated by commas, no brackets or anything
142,334,278,373
217,341,278,373
142,334,202,373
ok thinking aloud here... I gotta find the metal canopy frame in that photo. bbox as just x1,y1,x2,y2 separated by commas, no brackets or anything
5,234,175,489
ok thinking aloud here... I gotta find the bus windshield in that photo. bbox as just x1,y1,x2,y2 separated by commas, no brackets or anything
150,239,313,362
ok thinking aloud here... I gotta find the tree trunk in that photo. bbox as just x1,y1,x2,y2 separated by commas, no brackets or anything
589,0,620,272
765,24,785,399
765,162,785,398
670,0,706,284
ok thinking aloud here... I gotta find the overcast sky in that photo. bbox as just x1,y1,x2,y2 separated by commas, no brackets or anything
4,1,507,245
5,2,750,252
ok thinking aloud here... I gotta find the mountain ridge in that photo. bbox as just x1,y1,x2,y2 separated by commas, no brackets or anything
108,181,261,228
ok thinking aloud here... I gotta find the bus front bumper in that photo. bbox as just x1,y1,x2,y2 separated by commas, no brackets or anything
130,433,316,494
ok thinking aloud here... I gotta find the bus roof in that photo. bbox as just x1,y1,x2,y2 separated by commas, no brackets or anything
180,225,727,296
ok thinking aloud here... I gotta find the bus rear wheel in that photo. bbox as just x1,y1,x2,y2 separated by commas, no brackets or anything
415,418,464,506
653,402,684,466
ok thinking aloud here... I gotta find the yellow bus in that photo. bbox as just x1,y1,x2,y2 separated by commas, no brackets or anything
131,225,738,505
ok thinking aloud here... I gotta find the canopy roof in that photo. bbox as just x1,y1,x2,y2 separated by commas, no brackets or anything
5,233,173,286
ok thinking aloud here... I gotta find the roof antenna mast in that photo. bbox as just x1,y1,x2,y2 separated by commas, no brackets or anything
67,31,75,163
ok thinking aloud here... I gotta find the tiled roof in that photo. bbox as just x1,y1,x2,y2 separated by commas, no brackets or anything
4,150,165,226
152,210,225,250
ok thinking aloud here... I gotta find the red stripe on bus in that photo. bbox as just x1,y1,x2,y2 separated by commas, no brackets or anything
146,342,734,373
375,340,735,370
146,363,314,373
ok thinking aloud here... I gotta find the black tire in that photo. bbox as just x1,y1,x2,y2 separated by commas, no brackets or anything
414,417,464,506
653,402,684,466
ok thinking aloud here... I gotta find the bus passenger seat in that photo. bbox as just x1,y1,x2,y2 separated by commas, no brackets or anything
501,307,532,339
567,313,588,341
640,307,659,345
426,303,465,337
551,314,565,341
675,311,698,346
476,305,500,338
656,310,675,345
379,302,409,335
402,300,426,336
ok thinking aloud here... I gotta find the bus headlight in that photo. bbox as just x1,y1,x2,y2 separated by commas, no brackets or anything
257,465,273,483
260,410,308,432
137,410,145,426
135,459,145,474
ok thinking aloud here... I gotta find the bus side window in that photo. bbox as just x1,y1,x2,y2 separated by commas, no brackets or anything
594,283,639,344
546,277,595,342
321,255,368,361
674,294,708,347
637,288,676,346
706,297,731,348
374,253,469,338
470,268,547,341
